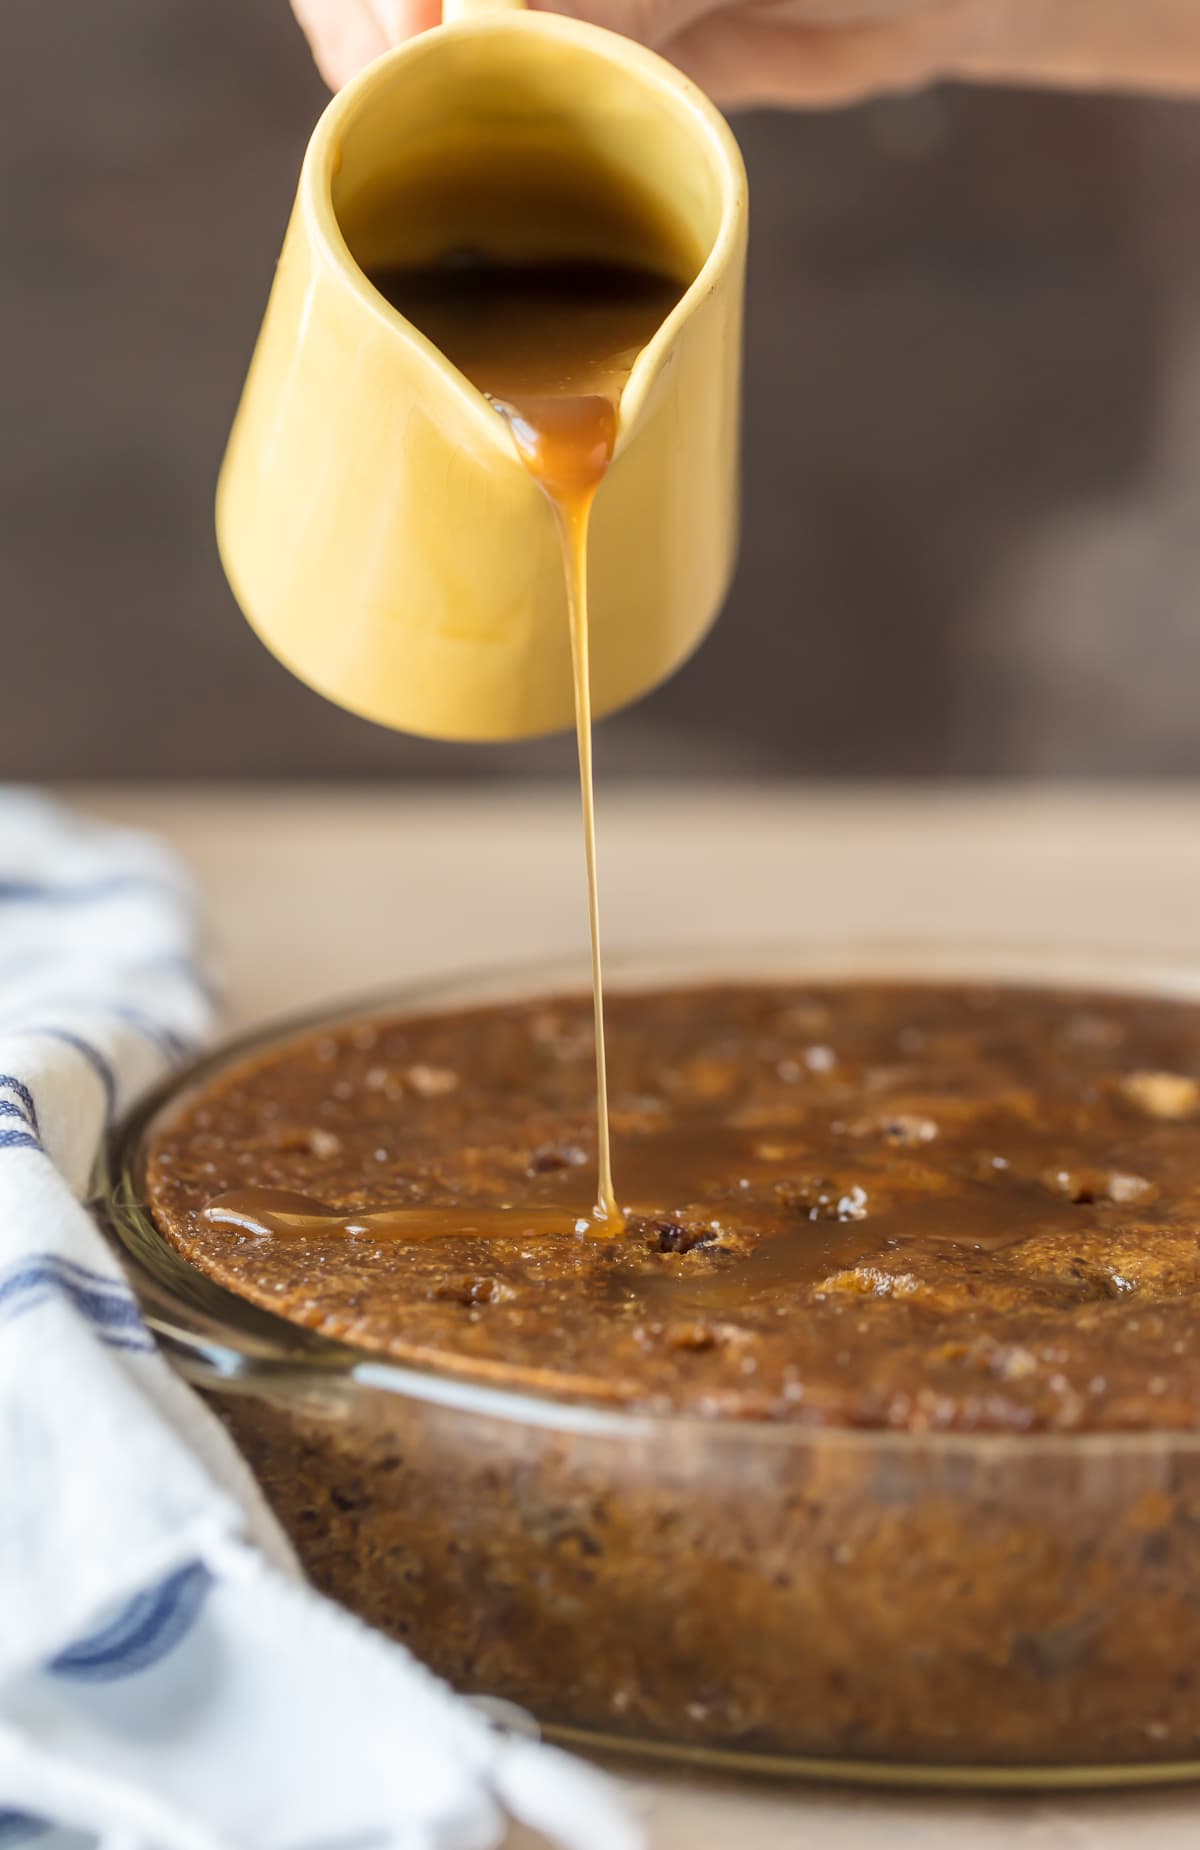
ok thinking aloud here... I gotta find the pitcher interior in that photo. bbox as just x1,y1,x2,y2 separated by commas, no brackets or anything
326,23,724,284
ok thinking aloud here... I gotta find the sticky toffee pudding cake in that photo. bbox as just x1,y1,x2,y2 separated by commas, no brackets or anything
140,979,1200,1768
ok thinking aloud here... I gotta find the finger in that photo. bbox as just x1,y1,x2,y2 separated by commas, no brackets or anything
665,6,967,104
367,0,444,41
531,0,723,57
530,0,948,60
731,0,943,21
290,0,392,87
950,0,1200,95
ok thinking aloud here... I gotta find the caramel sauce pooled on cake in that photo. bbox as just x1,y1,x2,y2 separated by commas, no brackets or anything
147,978,1200,1429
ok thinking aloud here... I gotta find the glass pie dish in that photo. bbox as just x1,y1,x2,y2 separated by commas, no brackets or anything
93,941,1200,1788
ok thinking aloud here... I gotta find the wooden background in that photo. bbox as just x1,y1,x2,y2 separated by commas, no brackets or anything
5,0,1200,780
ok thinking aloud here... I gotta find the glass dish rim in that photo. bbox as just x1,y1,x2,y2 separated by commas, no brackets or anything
93,932,1200,1458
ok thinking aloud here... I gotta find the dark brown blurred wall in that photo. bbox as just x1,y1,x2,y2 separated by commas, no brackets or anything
4,1,1200,780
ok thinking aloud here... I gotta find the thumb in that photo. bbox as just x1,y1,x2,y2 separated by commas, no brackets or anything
292,0,440,87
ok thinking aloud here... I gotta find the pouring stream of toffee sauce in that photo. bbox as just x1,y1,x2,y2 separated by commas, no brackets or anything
208,256,688,1247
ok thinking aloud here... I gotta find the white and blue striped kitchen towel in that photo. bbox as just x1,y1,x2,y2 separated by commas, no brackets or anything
0,792,637,1850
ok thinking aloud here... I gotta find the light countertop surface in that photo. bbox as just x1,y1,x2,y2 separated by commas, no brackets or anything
73,781,1200,1849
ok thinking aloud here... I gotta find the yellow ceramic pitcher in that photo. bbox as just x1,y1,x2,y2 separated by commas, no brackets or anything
216,0,747,742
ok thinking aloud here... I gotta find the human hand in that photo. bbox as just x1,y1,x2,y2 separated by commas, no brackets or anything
290,0,1200,108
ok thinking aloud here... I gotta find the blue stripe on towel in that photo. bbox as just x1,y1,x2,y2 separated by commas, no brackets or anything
105,999,194,1058
0,874,174,905
50,1561,213,1682
30,1029,117,1123
0,1812,47,1847
35,1254,141,1289
94,999,197,1060
1,997,197,1063
0,1076,39,1135
0,1256,153,1352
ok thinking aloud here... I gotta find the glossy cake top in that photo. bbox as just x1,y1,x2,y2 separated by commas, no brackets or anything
144,980,1200,1429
